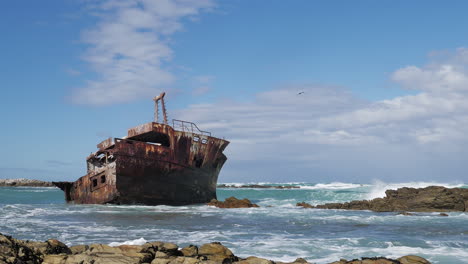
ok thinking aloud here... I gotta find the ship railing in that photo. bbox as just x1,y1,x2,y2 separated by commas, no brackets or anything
172,119,211,137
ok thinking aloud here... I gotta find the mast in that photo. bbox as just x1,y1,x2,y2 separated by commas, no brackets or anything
153,92,168,124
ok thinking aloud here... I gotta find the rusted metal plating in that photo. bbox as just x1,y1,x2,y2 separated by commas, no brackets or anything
54,93,229,205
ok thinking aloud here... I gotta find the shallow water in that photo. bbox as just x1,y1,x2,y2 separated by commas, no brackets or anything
0,182,467,264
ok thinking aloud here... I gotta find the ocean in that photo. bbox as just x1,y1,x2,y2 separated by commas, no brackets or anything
0,182,467,264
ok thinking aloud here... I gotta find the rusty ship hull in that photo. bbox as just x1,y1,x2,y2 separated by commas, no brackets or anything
54,120,229,205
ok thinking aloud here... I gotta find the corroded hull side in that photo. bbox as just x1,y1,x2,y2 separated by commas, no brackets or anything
114,158,222,205
54,122,229,205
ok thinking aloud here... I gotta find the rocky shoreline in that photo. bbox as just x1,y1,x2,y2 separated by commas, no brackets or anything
297,186,468,212
0,233,431,264
0,179,54,187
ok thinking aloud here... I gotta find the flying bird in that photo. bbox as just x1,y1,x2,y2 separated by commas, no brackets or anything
297,91,305,95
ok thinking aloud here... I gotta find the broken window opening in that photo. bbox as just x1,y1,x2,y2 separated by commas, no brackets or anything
129,131,171,147
193,136,200,142
101,175,106,184
92,179,98,187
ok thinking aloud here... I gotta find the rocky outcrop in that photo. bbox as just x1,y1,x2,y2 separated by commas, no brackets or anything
0,233,432,264
207,197,259,208
306,186,468,212
296,202,314,209
218,184,299,189
0,178,54,187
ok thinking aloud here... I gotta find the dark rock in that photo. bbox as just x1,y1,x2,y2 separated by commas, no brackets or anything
0,233,43,264
296,202,314,208
315,186,468,212
207,197,259,208
45,239,72,255
439,213,449,217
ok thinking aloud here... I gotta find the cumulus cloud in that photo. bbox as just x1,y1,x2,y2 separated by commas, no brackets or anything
176,49,468,181
71,0,215,105
392,47,468,93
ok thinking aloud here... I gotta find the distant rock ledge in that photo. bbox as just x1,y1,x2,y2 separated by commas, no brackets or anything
0,233,431,264
297,186,468,212
0,178,54,187
217,184,300,189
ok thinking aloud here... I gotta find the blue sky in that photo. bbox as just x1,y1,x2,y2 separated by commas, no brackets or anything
1,0,468,183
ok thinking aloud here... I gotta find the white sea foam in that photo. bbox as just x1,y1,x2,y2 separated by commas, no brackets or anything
300,182,369,190
366,180,466,199
108,237,147,247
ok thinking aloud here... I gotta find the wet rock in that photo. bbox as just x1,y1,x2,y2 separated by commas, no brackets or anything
296,202,314,208
46,239,72,255
25,241,49,255
439,213,448,217
315,186,468,212
0,234,43,264
207,197,259,208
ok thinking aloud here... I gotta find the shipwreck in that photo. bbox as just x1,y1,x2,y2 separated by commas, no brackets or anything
53,93,229,205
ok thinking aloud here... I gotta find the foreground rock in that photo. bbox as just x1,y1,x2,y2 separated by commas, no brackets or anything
218,184,299,189
207,197,259,208
301,186,468,212
0,233,431,264
0,178,54,187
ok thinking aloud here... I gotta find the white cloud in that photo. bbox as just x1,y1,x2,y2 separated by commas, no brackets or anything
175,49,468,182
71,0,215,105
392,48,468,93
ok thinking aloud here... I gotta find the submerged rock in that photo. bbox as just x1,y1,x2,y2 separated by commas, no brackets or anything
207,197,259,208
0,233,432,264
313,186,468,212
